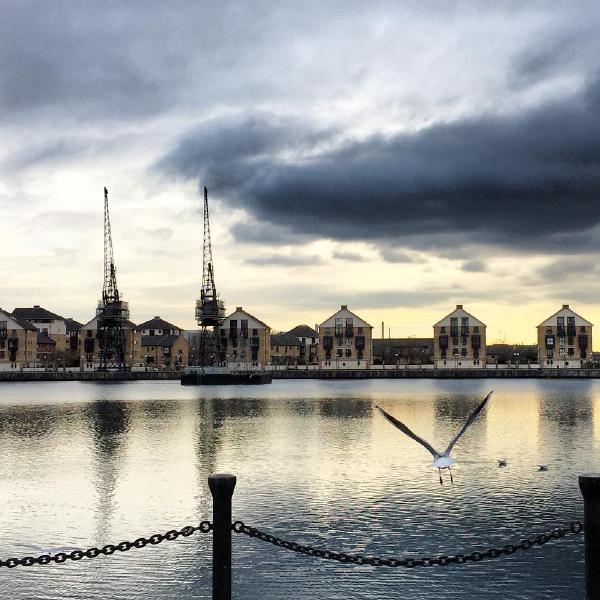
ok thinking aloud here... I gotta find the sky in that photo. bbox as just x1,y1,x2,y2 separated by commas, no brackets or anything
2,1,600,343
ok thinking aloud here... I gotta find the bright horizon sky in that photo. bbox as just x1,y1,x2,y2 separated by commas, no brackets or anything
2,2,600,345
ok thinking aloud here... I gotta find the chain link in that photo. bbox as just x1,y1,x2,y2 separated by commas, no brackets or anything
0,521,212,569
232,520,583,567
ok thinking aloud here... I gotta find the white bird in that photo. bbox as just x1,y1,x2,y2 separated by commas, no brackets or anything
538,465,548,471
377,391,493,485
498,459,508,467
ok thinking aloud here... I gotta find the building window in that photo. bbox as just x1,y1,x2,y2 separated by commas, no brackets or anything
473,326,479,333
440,326,446,333
461,347,467,357
345,349,352,358
335,318,344,337
452,348,459,356
450,318,458,337
337,349,343,357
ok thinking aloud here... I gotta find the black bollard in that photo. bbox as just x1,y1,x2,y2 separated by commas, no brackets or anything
208,474,237,600
579,474,600,599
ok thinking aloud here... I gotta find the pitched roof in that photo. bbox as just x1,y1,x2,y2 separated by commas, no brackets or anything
10,315,38,331
80,316,138,330
537,305,593,327
433,305,486,327
141,334,185,347
225,307,270,329
137,316,182,332
271,332,302,347
37,333,56,346
319,306,372,328
286,324,318,338
13,306,65,321
65,318,83,333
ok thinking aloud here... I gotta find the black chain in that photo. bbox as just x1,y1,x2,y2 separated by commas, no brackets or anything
0,521,212,569
232,520,583,567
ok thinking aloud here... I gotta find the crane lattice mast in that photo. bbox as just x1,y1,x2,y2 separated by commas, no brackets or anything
195,186,225,366
96,187,129,371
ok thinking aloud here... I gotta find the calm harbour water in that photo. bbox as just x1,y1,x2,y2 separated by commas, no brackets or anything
0,379,595,599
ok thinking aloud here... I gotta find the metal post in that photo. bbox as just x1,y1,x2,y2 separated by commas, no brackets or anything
579,474,600,599
208,474,236,600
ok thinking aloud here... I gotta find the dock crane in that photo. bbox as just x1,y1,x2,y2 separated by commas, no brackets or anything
195,186,225,366
96,187,129,371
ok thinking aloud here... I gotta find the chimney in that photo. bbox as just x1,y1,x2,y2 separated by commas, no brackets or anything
154,316,160,319
562,304,569,309
341,305,348,310
236,306,243,311
34,305,40,308
382,321,385,339
456,304,463,309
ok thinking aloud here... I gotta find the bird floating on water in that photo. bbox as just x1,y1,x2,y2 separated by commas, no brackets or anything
498,458,507,467
538,465,548,471
377,391,493,485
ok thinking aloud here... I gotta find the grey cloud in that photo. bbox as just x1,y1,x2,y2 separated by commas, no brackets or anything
537,257,598,281
332,250,369,262
159,71,600,254
379,247,424,264
462,260,487,273
245,254,323,267
230,220,310,246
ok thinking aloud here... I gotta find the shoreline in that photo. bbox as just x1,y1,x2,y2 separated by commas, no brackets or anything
1,367,600,381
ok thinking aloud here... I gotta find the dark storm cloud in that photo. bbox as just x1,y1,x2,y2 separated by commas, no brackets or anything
230,220,314,246
379,247,424,264
245,254,323,267
159,71,600,253
332,250,368,262
462,260,487,273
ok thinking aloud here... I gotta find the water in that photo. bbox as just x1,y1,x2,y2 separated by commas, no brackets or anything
0,379,594,599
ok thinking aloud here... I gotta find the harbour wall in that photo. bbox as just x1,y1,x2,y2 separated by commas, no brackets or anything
2,368,600,381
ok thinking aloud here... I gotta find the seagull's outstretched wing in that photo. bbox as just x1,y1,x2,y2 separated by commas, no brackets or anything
444,391,493,455
376,406,440,458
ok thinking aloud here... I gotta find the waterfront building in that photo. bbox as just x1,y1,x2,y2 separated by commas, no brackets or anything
486,344,537,366
65,318,83,354
37,333,56,363
373,338,434,365
286,324,319,364
270,332,303,366
79,315,141,370
537,304,592,368
433,305,486,368
137,316,189,369
0,309,37,367
318,305,373,369
219,307,271,369
12,305,68,352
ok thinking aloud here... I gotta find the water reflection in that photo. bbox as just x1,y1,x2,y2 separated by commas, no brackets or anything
86,400,131,542
0,380,595,599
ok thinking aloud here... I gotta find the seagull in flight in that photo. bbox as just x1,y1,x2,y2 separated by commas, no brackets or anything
377,391,493,485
